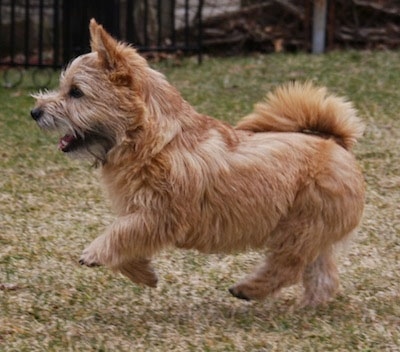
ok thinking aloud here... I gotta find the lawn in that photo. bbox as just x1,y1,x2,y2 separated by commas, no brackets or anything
1,51,399,351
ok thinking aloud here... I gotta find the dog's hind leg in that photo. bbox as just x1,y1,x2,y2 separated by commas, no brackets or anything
229,250,308,301
300,245,339,307
229,206,322,302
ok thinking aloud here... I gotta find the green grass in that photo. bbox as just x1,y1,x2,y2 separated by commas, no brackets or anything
1,51,399,351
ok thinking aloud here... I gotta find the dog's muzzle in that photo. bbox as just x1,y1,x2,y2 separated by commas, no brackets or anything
30,107,43,121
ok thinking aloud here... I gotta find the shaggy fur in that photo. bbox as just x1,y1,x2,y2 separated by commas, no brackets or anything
31,19,365,307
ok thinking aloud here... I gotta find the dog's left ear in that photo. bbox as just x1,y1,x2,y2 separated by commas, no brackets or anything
89,18,121,70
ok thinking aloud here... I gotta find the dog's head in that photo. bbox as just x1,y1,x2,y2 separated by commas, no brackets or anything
31,19,150,163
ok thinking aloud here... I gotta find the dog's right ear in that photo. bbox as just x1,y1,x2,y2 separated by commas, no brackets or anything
89,18,121,71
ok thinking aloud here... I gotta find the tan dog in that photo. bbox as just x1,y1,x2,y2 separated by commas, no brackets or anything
31,19,365,307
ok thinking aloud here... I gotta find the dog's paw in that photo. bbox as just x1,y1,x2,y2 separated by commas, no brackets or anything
118,259,158,287
228,286,251,301
79,248,102,267
229,280,269,301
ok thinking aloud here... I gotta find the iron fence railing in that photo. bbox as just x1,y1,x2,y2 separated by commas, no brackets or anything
1,0,399,88
0,0,204,87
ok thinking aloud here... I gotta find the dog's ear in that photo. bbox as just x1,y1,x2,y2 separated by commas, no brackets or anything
89,18,120,70
89,18,100,50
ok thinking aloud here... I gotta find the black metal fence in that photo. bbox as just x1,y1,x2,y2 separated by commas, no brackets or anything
2,0,398,88
0,0,204,87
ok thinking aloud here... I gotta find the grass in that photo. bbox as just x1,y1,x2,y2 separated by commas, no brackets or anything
1,51,399,351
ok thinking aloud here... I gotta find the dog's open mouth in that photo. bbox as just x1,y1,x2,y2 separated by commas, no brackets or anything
58,130,115,160
59,134,84,152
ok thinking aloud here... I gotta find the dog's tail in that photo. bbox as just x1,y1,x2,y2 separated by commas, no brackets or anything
235,82,364,150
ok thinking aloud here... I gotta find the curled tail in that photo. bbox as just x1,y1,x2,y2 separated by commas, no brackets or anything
236,82,364,150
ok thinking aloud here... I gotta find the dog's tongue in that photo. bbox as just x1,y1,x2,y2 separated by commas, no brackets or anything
58,134,75,151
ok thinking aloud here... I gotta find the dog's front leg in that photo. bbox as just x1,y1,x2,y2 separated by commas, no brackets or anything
118,258,158,287
79,211,167,285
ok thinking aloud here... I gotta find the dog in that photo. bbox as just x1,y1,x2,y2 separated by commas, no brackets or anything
31,19,365,307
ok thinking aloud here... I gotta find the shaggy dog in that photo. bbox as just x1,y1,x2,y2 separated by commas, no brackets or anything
31,19,365,307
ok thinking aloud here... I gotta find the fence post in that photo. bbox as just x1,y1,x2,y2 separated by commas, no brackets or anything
312,0,328,54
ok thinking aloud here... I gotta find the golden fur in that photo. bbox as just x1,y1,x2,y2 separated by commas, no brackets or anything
31,19,365,307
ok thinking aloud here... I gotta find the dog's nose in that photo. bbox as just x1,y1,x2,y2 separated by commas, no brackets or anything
30,107,43,121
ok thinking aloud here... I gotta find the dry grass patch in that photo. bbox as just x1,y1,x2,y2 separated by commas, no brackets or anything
1,51,399,351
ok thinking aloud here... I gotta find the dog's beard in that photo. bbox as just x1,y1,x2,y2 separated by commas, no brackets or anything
59,131,114,165
37,112,115,165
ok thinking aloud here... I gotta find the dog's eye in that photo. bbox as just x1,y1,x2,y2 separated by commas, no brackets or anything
69,86,84,98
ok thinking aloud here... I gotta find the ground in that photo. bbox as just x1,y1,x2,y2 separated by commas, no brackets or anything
0,51,399,351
